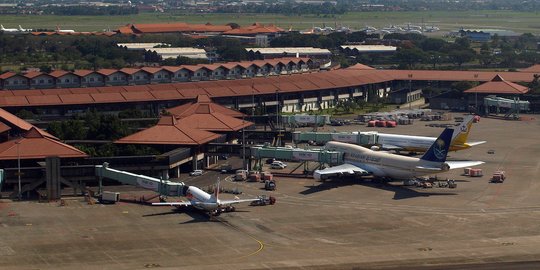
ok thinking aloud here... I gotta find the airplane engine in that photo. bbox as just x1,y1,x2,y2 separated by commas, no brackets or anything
441,163,450,171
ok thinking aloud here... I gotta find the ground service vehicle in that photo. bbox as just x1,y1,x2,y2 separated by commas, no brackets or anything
491,170,506,183
265,180,276,191
235,170,248,181
189,170,203,176
250,195,276,206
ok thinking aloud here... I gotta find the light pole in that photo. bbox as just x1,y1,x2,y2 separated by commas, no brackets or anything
408,74,413,110
474,74,479,113
16,140,21,200
242,116,246,171
275,89,279,126
251,83,255,116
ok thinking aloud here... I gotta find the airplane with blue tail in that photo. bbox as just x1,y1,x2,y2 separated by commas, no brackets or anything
314,128,484,181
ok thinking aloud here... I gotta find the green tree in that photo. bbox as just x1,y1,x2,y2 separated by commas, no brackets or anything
16,109,34,119
448,49,476,68
393,48,427,69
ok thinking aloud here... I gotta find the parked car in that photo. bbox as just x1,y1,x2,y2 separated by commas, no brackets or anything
270,161,287,169
189,169,203,176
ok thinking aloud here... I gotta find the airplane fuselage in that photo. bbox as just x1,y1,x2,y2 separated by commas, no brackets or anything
185,186,220,212
327,141,448,180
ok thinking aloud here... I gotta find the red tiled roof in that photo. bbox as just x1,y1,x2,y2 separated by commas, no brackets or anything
464,75,529,94
11,90,41,96
27,95,62,105
23,71,45,79
115,115,221,145
0,108,57,139
380,69,535,82
151,90,183,100
0,121,11,134
348,63,375,70
2,66,537,108
167,94,245,118
59,93,95,104
49,70,71,78
124,85,151,92
223,23,284,35
519,64,540,73
73,70,95,77
96,69,122,76
140,67,163,74
97,86,124,93
119,68,140,75
0,127,87,160
0,71,17,80
121,91,155,101
91,92,125,102
117,24,134,34
162,66,183,73
176,112,252,132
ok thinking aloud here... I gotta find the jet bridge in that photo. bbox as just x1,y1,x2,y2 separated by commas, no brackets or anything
250,145,343,165
484,96,530,119
95,163,186,197
293,131,378,146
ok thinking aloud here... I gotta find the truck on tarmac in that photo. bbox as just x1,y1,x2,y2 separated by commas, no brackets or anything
235,169,248,181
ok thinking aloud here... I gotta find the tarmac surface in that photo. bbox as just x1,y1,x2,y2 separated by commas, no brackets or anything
1,114,540,270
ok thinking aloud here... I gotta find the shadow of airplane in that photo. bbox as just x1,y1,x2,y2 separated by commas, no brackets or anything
142,206,250,223
301,177,458,200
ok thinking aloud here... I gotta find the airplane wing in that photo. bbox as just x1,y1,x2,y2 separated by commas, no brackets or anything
152,201,192,206
314,163,370,180
416,161,484,171
415,166,444,172
219,198,261,205
467,141,487,146
381,144,404,151
446,161,485,169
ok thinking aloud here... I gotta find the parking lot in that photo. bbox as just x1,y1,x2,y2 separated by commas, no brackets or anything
1,115,540,270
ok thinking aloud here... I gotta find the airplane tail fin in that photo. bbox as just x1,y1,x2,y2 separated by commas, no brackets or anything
18,25,23,31
420,128,453,163
451,115,474,145
1,25,5,30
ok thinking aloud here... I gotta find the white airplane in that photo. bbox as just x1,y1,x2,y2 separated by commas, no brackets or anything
18,25,31,32
55,26,75,33
1,24,19,32
424,25,440,32
375,115,486,153
314,128,484,181
152,178,261,216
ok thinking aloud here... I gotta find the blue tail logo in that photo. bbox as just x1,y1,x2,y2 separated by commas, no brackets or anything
421,128,453,163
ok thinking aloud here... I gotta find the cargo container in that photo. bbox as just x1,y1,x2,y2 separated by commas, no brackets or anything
469,168,483,177
261,171,273,181
248,171,261,182
100,191,120,204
